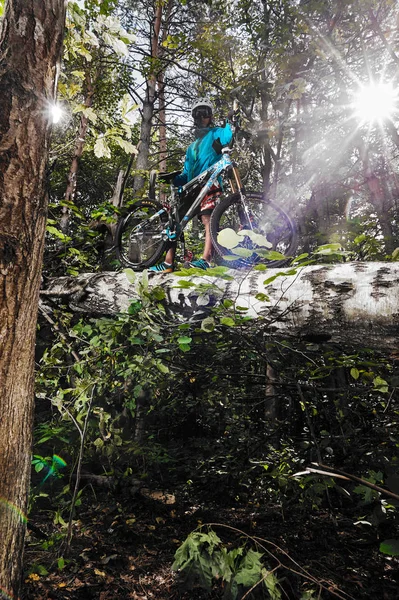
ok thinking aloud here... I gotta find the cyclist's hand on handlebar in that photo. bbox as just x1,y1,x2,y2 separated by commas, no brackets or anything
227,108,241,128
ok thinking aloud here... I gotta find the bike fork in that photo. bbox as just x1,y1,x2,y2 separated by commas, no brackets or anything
233,162,255,230
238,192,255,230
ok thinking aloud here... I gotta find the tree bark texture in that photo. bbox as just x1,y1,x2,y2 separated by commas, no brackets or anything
41,262,399,351
0,1,66,596
133,0,163,193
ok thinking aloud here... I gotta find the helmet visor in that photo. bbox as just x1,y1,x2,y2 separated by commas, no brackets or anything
193,106,212,120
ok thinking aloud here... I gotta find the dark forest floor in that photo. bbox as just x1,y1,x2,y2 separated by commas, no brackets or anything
23,485,399,600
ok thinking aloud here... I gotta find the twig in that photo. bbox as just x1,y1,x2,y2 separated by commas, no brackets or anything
297,384,323,464
198,522,353,600
298,463,399,502
241,565,280,600
64,385,95,555
38,301,80,363
383,387,396,414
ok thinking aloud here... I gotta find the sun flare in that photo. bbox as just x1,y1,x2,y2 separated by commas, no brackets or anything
352,82,398,125
50,104,64,124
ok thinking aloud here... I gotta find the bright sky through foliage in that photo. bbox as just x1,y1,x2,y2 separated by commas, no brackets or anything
352,82,398,125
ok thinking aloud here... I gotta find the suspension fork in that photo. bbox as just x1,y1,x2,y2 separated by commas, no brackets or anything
230,166,254,230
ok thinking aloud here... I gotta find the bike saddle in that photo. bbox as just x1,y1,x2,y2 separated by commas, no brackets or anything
157,170,181,184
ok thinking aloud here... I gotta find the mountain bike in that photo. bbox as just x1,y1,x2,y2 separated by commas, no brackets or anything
115,122,297,271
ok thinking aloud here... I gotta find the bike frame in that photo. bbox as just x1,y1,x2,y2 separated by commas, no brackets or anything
160,148,246,242
178,149,243,226
128,144,248,245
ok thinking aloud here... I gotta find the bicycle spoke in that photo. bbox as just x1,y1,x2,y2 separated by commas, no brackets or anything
116,201,168,269
211,192,297,268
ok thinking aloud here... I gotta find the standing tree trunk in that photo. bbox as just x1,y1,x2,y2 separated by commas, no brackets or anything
157,73,167,203
60,71,95,233
0,1,66,596
133,0,163,193
358,143,395,254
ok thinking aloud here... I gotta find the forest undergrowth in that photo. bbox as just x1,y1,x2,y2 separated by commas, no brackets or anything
23,284,399,599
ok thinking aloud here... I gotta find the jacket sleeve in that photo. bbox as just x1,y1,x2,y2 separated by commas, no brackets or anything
216,123,233,147
173,146,192,186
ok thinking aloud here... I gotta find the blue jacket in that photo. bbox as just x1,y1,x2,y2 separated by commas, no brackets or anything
174,123,233,186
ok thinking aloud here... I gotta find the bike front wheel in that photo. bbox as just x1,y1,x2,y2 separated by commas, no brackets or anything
115,199,169,270
210,192,297,269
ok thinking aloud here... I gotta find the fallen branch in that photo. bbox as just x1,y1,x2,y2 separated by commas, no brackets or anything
293,463,399,502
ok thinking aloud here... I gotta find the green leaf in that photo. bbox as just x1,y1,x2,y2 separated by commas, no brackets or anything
237,229,272,248
220,317,235,327
179,344,191,353
114,137,137,155
234,549,263,587
263,269,297,285
31,563,49,576
264,570,282,599
314,243,343,255
255,293,269,302
124,268,136,284
222,254,240,262
232,247,253,258
256,249,286,260
379,539,399,556
73,104,98,124
217,228,242,249
223,299,234,308
293,253,309,263
151,286,166,301
373,376,389,393
300,591,317,600
156,362,169,374
172,531,222,591
94,136,111,159
350,368,360,380
177,336,192,345
71,70,85,79
46,225,72,243
174,280,196,288
76,45,93,61
201,317,215,332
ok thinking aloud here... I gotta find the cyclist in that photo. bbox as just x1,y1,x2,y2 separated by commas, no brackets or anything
149,98,233,273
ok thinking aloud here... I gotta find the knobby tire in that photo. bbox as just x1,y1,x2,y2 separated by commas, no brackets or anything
115,199,169,270
210,192,298,269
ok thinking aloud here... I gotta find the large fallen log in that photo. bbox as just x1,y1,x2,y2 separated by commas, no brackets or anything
40,262,399,350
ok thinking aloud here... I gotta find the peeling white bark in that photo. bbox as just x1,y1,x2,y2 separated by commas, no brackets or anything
41,262,399,350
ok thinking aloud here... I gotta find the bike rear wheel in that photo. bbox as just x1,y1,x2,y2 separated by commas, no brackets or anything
115,199,169,270
210,192,297,269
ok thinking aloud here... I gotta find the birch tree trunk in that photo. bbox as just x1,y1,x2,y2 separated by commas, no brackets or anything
40,262,399,351
0,0,66,595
